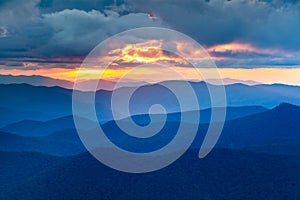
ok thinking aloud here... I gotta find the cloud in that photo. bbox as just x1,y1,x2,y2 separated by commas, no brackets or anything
126,0,300,50
37,0,125,14
0,26,8,38
206,42,300,67
41,9,161,56
1,0,300,69
0,0,161,64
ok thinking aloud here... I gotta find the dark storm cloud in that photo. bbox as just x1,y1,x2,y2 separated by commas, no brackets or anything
40,9,161,56
0,0,161,62
126,0,300,50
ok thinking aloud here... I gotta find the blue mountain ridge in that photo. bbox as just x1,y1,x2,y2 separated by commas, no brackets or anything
0,105,267,136
1,81,300,127
0,103,299,156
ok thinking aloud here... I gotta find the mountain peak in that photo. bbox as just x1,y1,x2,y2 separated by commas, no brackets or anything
273,103,300,112
278,102,298,108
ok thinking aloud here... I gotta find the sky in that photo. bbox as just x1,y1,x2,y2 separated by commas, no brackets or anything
0,0,300,85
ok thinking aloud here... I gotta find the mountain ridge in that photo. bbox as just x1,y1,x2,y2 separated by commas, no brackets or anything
1,149,299,200
0,105,268,137
0,102,299,156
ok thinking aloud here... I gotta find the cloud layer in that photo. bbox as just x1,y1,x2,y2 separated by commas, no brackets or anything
0,0,161,61
127,0,300,49
1,0,300,69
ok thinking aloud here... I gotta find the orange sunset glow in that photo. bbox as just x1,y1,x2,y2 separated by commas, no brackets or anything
2,66,300,86
1,41,299,86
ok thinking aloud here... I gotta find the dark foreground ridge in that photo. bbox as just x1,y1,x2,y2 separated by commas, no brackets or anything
0,149,299,200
